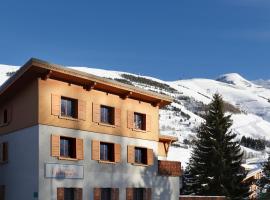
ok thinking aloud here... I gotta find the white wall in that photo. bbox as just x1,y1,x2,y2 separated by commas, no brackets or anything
39,125,179,200
0,126,39,200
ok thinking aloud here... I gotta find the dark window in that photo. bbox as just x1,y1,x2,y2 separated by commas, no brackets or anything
3,110,7,124
133,188,144,200
64,188,75,200
101,188,112,200
60,137,76,158
2,142,8,162
0,185,5,200
100,142,114,162
100,105,114,125
134,113,146,130
61,97,77,118
135,147,147,165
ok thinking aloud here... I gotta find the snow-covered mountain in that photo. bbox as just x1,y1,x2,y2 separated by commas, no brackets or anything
1,64,270,167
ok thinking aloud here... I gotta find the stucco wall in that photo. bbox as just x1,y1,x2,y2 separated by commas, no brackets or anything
0,126,39,200
39,125,179,200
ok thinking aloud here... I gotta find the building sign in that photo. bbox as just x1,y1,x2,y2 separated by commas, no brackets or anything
45,163,84,179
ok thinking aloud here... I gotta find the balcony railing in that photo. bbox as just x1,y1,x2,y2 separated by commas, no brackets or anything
158,160,182,176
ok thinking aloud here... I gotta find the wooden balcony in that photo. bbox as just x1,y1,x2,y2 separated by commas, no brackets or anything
158,160,182,176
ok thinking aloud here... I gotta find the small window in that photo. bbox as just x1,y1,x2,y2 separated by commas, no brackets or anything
133,188,144,200
101,188,112,200
64,188,75,200
3,109,7,124
100,142,114,162
134,113,146,130
100,105,114,125
61,97,77,118
0,185,5,200
60,137,76,159
135,147,147,165
0,142,8,163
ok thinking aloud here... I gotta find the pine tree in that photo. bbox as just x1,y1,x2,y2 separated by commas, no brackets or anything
186,94,250,199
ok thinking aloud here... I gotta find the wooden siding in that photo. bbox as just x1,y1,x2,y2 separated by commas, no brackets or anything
39,78,159,141
179,196,226,200
0,79,38,135
158,160,182,176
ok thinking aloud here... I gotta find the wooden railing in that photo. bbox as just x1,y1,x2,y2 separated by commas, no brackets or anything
158,160,182,176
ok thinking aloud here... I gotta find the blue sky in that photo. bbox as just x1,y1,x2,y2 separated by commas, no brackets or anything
0,0,270,80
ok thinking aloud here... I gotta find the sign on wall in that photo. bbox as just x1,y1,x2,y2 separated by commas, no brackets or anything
45,163,84,179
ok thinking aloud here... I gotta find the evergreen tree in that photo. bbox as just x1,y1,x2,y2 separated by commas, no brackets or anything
186,94,250,199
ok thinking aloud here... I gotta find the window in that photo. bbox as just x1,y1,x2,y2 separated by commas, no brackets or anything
3,110,7,124
64,188,75,200
100,105,114,125
61,97,77,118
100,142,114,162
133,188,144,200
0,185,5,200
135,147,147,165
0,142,8,163
101,188,112,200
60,137,76,158
134,113,146,130
57,188,82,200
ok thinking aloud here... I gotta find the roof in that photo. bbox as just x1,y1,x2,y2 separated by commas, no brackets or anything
159,135,178,142
0,58,173,107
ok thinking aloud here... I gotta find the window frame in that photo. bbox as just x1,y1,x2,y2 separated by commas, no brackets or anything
134,112,146,131
100,142,115,162
100,105,115,125
60,136,76,159
101,188,112,200
134,147,147,165
60,97,78,119
133,188,145,200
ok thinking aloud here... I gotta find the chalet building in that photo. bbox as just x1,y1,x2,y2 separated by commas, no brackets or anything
0,58,181,200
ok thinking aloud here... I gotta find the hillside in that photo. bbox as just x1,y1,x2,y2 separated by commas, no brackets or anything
1,64,270,167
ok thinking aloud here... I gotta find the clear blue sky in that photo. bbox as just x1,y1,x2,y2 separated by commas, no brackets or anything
0,0,270,80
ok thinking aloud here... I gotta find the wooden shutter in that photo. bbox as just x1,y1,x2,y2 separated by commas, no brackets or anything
74,188,83,200
92,103,100,123
94,188,101,200
0,185,5,200
112,188,119,200
57,188,64,200
51,135,60,157
114,108,121,126
2,142,8,162
76,138,84,160
78,100,86,120
126,188,133,200
114,143,121,163
127,145,135,164
92,140,100,161
51,94,61,116
146,188,152,200
147,148,154,166
146,114,151,132
127,111,134,129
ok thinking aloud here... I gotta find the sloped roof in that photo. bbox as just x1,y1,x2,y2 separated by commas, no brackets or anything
0,58,173,107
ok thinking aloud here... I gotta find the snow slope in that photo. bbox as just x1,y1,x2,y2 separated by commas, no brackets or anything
1,64,270,167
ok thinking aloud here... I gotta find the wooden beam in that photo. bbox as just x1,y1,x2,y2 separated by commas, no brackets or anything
120,91,132,99
152,100,163,107
83,81,97,91
41,70,52,80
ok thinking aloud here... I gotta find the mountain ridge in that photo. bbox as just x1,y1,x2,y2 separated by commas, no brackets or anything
1,64,270,167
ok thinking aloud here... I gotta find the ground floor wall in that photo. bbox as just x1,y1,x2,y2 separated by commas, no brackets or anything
0,126,39,200
38,124,179,200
